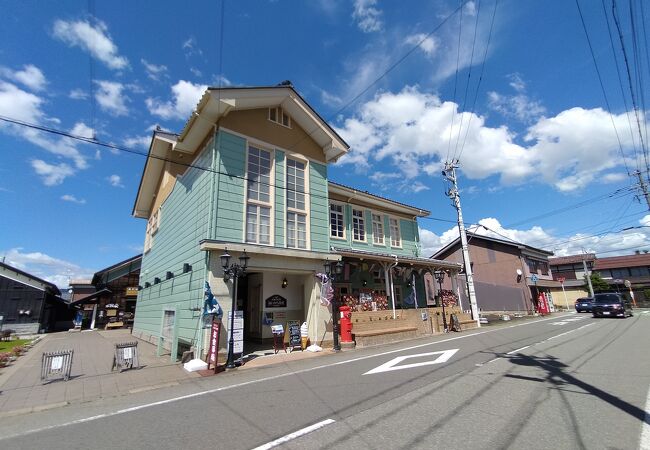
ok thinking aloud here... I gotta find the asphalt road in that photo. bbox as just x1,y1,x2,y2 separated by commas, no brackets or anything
2,311,649,450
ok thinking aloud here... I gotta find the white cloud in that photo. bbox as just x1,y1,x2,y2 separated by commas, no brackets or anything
123,135,151,149
61,194,86,204
0,247,94,288
353,0,383,33
141,59,168,82
488,74,546,123
70,121,95,139
95,80,128,116
69,88,89,100
0,81,88,175
0,64,47,91
145,80,207,120
335,86,643,192
423,215,650,260
405,34,438,57
107,174,124,188
182,36,203,58
52,18,128,70
190,67,203,77
31,160,75,186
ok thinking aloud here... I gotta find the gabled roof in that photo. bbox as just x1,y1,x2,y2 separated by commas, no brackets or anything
0,261,61,295
431,232,554,259
133,85,350,219
594,253,650,270
91,254,141,285
549,253,596,265
328,181,430,217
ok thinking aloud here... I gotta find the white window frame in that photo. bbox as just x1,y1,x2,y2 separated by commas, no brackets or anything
268,107,291,128
285,156,309,249
245,144,274,246
372,212,384,245
144,207,161,253
329,201,346,240
389,217,402,248
352,208,366,242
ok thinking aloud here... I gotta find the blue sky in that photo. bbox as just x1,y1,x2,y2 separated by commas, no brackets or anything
1,0,649,286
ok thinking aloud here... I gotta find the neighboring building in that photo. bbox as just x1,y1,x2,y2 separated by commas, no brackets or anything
131,84,458,359
70,255,141,329
548,254,595,307
593,252,650,306
0,261,73,334
432,233,559,313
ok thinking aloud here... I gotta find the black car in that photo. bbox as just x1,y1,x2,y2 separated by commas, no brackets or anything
592,293,633,318
574,297,593,313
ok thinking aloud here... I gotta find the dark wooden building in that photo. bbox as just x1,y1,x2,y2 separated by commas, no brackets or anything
0,261,73,334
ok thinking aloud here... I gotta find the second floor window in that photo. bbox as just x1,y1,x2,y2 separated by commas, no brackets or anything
330,204,344,239
246,146,272,245
389,218,401,247
269,107,291,127
372,213,384,245
287,212,307,249
286,159,307,249
352,209,365,241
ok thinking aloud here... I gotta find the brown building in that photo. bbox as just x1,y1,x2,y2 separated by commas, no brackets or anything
432,233,560,313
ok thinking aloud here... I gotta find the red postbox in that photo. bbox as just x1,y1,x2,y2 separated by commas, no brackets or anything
339,305,353,342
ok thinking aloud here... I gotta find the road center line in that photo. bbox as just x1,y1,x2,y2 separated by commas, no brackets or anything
252,419,336,450
507,345,530,355
0,313,578,440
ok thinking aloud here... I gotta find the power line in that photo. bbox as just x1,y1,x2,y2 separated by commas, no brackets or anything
445,0,465,163
456,0,498,162
576,0,630,176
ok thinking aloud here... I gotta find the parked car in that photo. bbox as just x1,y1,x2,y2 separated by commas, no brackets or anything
574,297,593,313
592,293,633,318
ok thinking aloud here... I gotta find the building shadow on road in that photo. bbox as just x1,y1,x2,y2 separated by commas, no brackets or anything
503,352,647,424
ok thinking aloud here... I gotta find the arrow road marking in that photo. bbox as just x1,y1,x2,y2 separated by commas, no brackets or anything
364,349,459,375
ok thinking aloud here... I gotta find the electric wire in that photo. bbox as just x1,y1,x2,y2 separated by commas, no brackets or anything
452,0,482,162
601,0,642,173
456,0,498,162
612,0,649,174
576,0,630,176
445,0,464,164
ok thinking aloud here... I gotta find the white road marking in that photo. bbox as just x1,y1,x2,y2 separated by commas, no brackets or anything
563,318,584,322
252,419,336,450
506,346,530,355
544,323,595,342
486,357,502,364
551,321,570,325
364,349,459,375
0,313,579,440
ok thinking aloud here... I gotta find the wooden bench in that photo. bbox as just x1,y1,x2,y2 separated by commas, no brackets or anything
353,326,419,348
105,321,124,330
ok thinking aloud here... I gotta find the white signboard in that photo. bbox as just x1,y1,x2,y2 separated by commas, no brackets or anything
51,356,63,371
228,329,244,353
123,347,133,360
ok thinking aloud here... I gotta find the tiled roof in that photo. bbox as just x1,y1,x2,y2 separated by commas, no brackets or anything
594,253,650,270
549,253,596,265
328,181,430,215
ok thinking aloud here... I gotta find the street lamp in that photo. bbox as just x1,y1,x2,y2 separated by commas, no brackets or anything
434,269,448,332
221,248,249,369
324,260,344,352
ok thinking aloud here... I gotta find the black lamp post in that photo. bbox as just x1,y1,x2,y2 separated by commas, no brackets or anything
221,248,249,369
434,269,448,332
324,260,344,352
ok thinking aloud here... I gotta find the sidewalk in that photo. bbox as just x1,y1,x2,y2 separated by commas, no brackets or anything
0,329,330,417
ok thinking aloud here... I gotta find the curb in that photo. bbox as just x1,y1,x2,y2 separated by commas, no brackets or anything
0,401,69,418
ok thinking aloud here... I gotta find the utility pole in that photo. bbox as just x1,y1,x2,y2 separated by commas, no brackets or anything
633,170,650,210
443,160,480,328
582,251,594,298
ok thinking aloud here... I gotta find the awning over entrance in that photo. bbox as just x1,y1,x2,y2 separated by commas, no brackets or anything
69,288,112,306
331,247,462,272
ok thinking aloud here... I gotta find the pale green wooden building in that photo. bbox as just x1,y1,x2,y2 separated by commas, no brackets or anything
131,85,459,359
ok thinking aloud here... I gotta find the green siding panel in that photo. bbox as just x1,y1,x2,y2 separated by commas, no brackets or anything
215,131,246,243
309,162,329,252
134,137,215,344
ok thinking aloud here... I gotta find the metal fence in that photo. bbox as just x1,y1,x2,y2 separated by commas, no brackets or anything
41,349,74,382
112,341,139,372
